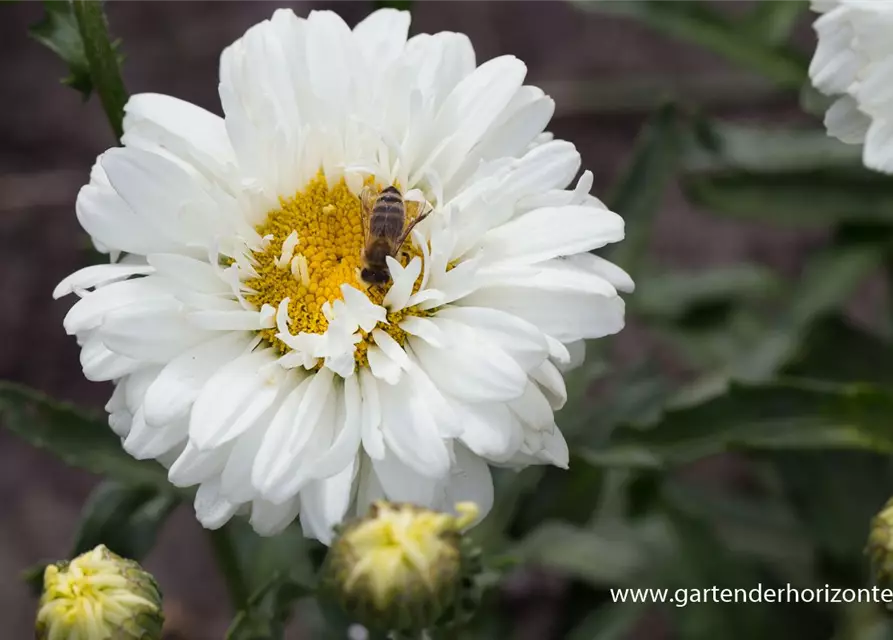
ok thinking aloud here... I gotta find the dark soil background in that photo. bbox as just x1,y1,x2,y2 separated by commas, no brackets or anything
0,1,842,638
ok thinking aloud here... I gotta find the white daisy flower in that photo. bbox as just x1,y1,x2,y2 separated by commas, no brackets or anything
809,0,893,172
55,8,631,543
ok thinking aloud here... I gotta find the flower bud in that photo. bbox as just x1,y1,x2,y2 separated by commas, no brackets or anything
322,501,482,634
868,497,893,591
35,544,164,640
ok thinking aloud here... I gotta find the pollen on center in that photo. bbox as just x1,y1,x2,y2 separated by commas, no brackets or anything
245,173,425,367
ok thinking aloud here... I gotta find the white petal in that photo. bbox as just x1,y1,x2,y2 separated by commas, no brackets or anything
434,306,549,371
299,457,358,544
398,315,446,347
80,332,142,382
188,309,267,331
194,478,239,529
409,319,527,402
63,277,169,335
122,93,237,182
456,401,522,462
383,256,422,311
481,205,624,265
444,445,494,519
864,118,893,174
352,9,410,65
143,331,251,427
359,368,384,459
825,95,871,144
378,374,451,477
123,410,187,460
509,381,556,432
530,360,568,410
148,253,231,294
189,349,284,449
168,441,231,487
100,308,214,363
462,283,625,343
366,345,402,385
250,497,302,536
53,263,154,299
76,164,180,256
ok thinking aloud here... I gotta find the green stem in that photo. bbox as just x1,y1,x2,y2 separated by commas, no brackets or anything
208,527,250,611
71,0,127,141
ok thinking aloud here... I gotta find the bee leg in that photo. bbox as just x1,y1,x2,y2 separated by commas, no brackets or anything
395,206,432,251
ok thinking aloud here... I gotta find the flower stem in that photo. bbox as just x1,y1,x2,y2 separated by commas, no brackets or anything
71,0,128,141
207,527,250,611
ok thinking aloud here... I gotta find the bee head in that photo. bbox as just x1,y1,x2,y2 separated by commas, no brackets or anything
361,267,390,286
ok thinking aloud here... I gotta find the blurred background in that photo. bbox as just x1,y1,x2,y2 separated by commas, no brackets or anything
4,1,890,638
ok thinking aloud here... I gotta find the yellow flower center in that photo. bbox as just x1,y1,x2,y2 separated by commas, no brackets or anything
245,174,426,367
341,502,479,609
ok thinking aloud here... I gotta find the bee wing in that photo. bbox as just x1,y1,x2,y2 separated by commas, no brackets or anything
359,186,377,246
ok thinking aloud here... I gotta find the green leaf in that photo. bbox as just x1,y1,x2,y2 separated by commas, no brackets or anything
606,104,681,274
566,603,649,640
71,0,128,140
219,520,319,639
632,265,781,322
683,168,893,228
29,0,92,97
684,122,862,174
578,0,808,89
746,1,809,45
785,316,893,386
72,481,178,559
0,381,172,490
580,379,893,470
30,1,128,140
771,451,893,570
226,572,312,640
25,481,179,595
513,518,672,587
676,240,885,400
662,482,815,583
373,0,413,9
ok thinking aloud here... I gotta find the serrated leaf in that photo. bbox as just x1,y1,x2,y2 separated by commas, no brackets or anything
0,382,172,490
30,1,128,139
580,380,893,470
577,0,808,89
29,0,92,98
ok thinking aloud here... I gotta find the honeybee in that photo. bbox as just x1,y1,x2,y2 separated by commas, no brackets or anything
359,185,431,286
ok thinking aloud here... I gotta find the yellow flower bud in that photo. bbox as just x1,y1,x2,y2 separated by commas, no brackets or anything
35,544,164,640
869,497,893,593
322,501,482,634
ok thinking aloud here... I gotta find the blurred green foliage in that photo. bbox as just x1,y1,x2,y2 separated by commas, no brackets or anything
11,1,893,638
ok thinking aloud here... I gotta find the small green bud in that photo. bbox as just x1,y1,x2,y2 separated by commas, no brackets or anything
35,544,164,640
868,497,893,592
321,501,482,634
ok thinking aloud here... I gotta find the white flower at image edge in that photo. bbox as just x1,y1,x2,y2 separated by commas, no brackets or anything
54,8,632,542
809,0,893,173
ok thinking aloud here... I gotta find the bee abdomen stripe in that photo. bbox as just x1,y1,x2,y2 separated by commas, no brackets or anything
373,203,404,216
